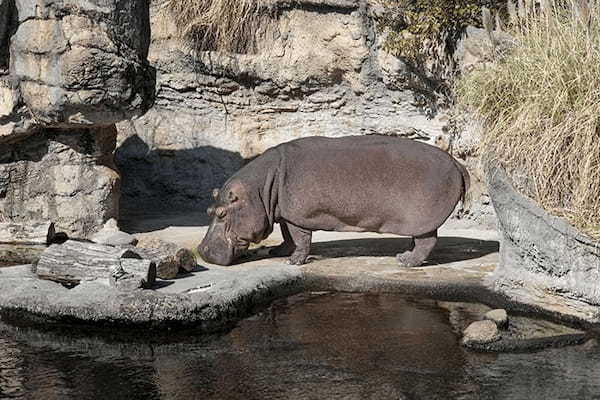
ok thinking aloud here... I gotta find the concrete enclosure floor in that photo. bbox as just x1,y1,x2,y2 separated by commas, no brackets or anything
133,218,500,296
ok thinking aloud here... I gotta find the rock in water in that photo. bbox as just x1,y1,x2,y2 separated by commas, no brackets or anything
484,309,509,329
135,236,196,279
462,320,501,347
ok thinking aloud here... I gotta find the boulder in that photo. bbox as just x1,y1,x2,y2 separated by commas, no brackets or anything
92,219,138,247
462,320,501,347
484,309,509,330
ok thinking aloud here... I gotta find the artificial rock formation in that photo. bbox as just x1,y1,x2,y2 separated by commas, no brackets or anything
116,0,456,216
486,163,600,323
0,0,154,245
0,127,120,243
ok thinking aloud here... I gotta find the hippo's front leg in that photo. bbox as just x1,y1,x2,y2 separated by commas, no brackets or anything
285,223,312,265
269,222,296,257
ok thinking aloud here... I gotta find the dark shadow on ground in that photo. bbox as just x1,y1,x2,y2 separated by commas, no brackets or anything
119,211,210,233
243,237,499,266
115,134,245,233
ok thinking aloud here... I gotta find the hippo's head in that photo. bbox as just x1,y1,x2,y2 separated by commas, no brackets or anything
198,181,272,265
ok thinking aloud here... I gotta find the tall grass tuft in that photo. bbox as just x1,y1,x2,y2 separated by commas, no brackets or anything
157,0,275,53
457,0,600,238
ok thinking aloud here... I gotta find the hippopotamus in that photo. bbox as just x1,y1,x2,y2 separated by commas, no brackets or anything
199,135,470,267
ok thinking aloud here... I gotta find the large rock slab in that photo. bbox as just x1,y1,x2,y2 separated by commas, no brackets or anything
0,127,120,242
0,0,155,246
9,0,154,127
485,162,600,323
0,263,303,328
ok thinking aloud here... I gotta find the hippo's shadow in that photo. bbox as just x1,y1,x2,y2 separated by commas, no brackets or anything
252,237,499,266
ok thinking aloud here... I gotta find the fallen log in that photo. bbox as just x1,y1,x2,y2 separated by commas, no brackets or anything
110,259,157,291
135,237,197,279
35,240,156,287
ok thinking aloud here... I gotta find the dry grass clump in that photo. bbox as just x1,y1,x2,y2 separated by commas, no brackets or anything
157,0,276,53
457,0,600,238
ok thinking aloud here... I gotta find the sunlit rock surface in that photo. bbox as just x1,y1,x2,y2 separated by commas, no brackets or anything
0,0,155,244
486,163,600,323
116,0,465,216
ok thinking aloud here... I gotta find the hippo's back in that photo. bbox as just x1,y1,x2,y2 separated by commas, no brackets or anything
276,135,466,236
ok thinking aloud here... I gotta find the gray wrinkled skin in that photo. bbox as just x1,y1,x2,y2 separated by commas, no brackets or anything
199,135,470,267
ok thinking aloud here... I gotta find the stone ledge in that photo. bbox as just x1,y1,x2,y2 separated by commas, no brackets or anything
0,223,501,330
0,264,304,330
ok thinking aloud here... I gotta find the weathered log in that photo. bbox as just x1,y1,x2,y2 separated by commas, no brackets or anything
35,240,155,287
135,236,197,279
110,259,156,291
0,221,53,244
118,259,156,288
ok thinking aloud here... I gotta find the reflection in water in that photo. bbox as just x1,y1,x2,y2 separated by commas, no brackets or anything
0,337,25,399
1,293,600,400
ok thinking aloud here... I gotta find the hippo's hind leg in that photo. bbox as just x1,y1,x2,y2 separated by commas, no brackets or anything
269,222,296,257
396,230,437,268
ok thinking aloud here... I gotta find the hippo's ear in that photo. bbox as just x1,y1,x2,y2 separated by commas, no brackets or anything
212,188,220,200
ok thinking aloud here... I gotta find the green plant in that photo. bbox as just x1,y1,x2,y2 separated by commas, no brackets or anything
457,0,600,238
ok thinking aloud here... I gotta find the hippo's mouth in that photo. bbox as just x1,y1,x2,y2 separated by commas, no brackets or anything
230,237,250,260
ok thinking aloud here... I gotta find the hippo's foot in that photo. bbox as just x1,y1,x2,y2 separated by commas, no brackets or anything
396,231,437,268
396,251,425,268
287,253,308,265
269,243,295,257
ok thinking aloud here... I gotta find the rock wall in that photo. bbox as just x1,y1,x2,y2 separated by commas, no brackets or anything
486,162,600,324
0,127,119,243
116,0,461,218
0,0,154,244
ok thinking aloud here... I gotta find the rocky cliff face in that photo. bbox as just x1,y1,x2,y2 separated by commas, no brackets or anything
1,0,490,246
0,0,154,244
116,0,458,218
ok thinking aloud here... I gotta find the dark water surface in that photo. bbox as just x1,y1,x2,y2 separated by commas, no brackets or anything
1,293,600,400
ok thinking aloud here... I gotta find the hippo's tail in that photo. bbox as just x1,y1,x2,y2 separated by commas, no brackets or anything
453,159,471,209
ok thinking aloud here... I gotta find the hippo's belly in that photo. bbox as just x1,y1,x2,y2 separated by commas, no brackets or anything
277,136,463,236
